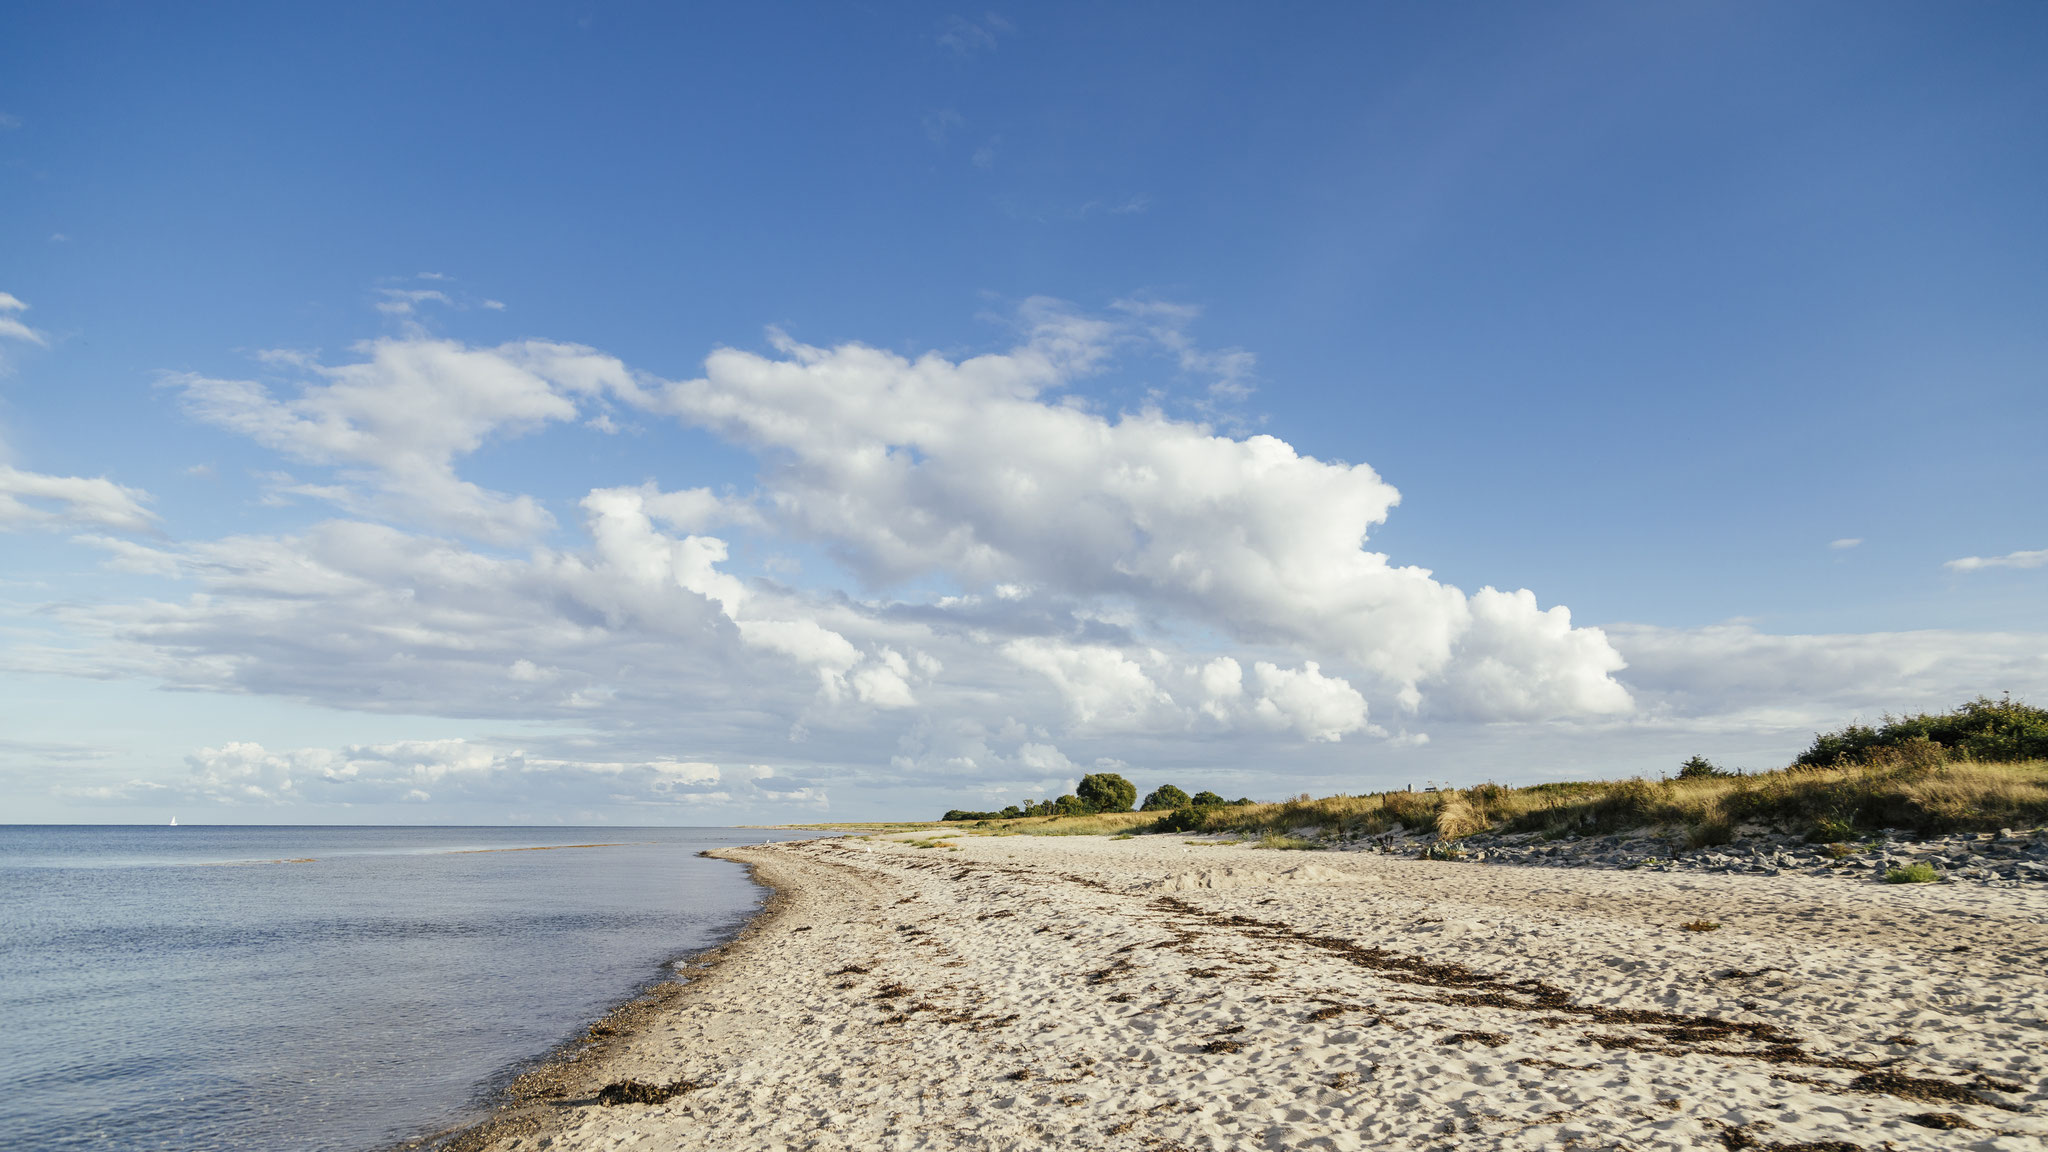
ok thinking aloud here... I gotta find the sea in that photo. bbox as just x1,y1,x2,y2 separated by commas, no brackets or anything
0,825,809,1152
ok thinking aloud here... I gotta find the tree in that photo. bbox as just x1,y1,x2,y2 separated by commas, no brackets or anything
1677,756,1724,780
1190,790,1226,808
1076,772,1137,813
1140,784,1191,811
1052,793,1092,816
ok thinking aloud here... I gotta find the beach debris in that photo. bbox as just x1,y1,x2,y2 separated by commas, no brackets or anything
1146,863,1363,891
1438,1030,1510,1047
1680,918,1723,932
1905,1112,1976,1129
595,1078,704,1106
1848,1069,2020,1110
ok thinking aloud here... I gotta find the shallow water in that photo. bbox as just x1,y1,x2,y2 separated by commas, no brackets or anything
0,826,795,1151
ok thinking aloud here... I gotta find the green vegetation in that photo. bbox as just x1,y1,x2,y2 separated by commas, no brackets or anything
1076,772,1138,813
942,772,1138,822
1677,755,1731,780
1251,832,1323,851
1795,695,2047,768
1159,758,2044,844
1884,862,1940,884
1140,784,1191,811
925,700,2048,846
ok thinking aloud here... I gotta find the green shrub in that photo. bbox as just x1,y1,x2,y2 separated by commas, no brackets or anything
1142,806,1206,833
1884,862,1939,884
1678,755,1728,780
1140,784,1191,811
1190,790,1227,808
1052,793,1091,817
1076,772,1137,813
1808,816,1855,843
1253,833,1322,850
1797,695,2047,768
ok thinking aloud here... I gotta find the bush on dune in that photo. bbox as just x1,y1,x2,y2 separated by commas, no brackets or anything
1140,784,1191,811
1795,695,2048,768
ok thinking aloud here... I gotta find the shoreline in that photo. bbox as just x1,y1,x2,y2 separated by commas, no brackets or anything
441,833,2047,1151
416,849,797,1152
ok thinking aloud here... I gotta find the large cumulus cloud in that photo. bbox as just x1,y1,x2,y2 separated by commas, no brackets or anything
654,309,1631,720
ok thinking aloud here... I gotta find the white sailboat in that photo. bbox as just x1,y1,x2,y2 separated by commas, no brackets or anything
169,816,177,827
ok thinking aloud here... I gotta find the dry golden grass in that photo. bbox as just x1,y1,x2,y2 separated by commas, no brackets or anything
981,755,2048,844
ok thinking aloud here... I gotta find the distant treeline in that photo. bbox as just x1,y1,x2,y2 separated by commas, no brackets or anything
941,773,1252,822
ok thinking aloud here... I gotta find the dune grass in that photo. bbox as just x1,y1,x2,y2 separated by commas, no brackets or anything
1884,862,1940,884
1172,753,2047,844
958,752,2046,845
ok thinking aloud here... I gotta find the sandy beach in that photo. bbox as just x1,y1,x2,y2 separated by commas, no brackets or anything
458,833,2047,1151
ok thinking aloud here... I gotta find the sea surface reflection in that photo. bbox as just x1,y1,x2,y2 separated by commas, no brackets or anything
0,826,797,1151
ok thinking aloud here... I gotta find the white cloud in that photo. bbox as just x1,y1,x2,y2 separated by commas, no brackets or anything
173,337,646,542
1946,548,2048,573
1829,538,1862,550
1002,639,1176,730
1608,623,2048,731
1247,661,1369,742
62,737,815,809
374,288,453,316
654,311,1629,720
937,13,1011,57
0,466,155,533
0,291,50,353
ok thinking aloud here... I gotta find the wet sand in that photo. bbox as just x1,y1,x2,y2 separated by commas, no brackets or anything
452,833,2047,1151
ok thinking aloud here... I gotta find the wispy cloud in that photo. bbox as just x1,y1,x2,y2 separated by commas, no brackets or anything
0,465,156,533
936,12,1012,57
1946,548,2048,573
1828,538,1861,550
374,288,453,316
0,291,50,351
921,108,964,145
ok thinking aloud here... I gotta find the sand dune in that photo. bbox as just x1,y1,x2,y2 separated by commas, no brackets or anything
461,834,2047,1151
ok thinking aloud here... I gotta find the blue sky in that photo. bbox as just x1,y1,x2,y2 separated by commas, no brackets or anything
2,2,2043,823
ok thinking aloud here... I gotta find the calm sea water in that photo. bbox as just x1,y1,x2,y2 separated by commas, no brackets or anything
0,826,802,1152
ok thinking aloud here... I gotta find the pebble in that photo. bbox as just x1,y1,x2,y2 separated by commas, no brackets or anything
1316,826,2048,885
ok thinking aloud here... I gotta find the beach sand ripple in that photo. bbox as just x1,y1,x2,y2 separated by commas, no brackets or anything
461,835,2047,1151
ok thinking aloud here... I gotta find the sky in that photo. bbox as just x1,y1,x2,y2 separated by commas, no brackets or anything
1,1,2043,824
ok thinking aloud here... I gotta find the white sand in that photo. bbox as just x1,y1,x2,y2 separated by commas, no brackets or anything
470,834,2048,1151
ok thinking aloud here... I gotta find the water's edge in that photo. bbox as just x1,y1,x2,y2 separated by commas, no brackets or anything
407,846,800,1152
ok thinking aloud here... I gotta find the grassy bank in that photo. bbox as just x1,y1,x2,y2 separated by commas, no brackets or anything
939,755,2048,847
1171,756,2048,846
